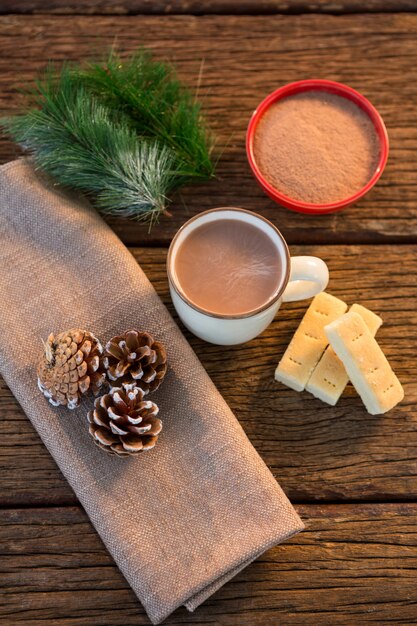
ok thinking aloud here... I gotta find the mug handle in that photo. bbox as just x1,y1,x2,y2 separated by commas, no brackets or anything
282,256,329,303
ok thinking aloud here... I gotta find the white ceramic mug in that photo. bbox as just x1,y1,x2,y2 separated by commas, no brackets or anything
167,208,329,345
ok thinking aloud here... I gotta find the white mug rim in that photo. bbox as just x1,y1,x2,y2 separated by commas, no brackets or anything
167,207,291,320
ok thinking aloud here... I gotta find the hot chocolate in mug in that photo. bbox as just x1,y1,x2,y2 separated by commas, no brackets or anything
167,208,329,345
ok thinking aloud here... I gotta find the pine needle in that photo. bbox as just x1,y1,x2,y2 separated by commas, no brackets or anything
1,71,177,223
0,50,215,225
74,49,215,184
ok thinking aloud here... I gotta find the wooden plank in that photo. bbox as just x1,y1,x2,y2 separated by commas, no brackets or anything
1,0,417,15
0,14,416,245
1,503,417,624
0,244,415,506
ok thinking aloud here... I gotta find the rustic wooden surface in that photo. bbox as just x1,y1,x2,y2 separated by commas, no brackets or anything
0,0,416,15
0,245,416,507
2,504,417,624
1,3,417,625
1,14,417,245
1,0,417,15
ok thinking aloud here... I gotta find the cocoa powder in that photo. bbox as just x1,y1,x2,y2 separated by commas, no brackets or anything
253,90,380,204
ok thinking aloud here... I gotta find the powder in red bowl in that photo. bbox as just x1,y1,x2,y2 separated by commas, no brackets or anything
252,90,381,205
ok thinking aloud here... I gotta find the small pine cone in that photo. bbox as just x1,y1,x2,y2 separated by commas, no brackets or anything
103,330,167,394
88,383,162,456
37,329,106,409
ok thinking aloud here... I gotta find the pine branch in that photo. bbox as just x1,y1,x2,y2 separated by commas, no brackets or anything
74,49,215,184
0,69,178,223
0,49,216,225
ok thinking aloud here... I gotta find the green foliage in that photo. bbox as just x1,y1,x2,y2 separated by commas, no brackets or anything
76,50,214,184
0,50,215,224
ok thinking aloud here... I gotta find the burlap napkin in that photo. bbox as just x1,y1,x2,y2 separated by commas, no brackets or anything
0,159,303,624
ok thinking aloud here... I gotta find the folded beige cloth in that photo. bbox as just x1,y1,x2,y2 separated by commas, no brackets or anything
0,159,304,624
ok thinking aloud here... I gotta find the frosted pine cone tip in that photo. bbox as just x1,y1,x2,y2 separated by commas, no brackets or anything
103,329,167,393
88,383,162,456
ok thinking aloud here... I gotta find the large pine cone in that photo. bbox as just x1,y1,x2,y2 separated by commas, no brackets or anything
37,329,106,409
103,330,167,394
88,383,162,456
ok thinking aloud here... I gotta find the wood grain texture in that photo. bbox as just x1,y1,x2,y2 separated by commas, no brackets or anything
0,14,416,245
0,7,415,625
2,503,417,624
1,0,417,15
0,244,415,507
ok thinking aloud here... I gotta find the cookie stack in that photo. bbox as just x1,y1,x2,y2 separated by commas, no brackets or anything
275,292,404,414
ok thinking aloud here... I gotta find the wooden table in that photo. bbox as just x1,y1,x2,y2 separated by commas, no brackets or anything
1,1,417,624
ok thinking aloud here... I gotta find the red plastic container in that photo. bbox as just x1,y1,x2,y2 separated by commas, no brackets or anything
246,79,389,215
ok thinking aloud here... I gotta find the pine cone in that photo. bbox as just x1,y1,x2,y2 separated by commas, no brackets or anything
88,383,162,456
103,330,167,394
37,329,106,409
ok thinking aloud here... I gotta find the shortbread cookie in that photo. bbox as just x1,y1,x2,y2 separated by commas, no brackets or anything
275,292,348,392
325,311,404,415
306,304,383,405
